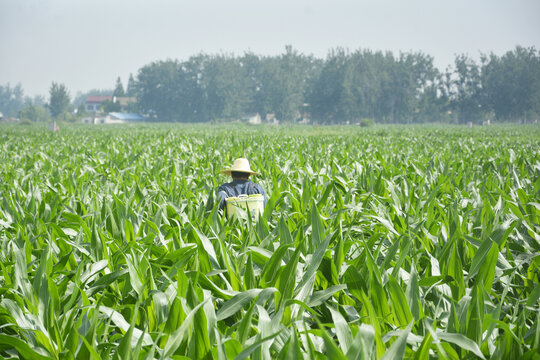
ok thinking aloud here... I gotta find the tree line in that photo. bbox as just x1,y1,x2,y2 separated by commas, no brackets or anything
1,45,539,124
134,45,540,124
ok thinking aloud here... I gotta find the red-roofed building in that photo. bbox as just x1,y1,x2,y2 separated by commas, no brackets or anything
85,96,113,112
85,95,137,113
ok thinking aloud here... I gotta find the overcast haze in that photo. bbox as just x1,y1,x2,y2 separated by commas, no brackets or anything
1,0,539,98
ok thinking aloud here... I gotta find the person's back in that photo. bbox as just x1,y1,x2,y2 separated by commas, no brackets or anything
217,158,267,211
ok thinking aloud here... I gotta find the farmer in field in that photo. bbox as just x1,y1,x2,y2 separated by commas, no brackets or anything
217,158,267,212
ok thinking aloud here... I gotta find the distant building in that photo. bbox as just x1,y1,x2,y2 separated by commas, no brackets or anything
85,96,136,113
242,113,261,125
265,113,279,125
0,112,19,123
115,97,136,112
107,112,144,122
2,116,19,123
85,95,113,112
82,112,145,124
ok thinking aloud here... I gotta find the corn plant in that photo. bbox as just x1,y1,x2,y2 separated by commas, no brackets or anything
0,123,539,359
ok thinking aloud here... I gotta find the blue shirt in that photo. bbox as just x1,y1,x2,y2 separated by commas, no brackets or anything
217,179,267,210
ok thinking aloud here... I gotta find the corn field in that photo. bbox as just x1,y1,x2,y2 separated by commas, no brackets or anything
0,124,539,359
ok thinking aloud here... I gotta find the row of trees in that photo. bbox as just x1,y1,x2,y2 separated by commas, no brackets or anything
2,46,539,124
0,83,44,119
133,46,540,123
0,82,73,122
0,73,136,122
0,80,123,123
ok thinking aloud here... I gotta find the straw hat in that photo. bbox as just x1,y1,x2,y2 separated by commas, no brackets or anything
221,158,261,176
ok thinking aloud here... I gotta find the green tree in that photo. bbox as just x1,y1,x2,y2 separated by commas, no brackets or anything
137,59,204,122
202,54,251,121
113,77,125,97
48,82,71,119
415,73,451,123
130,47,539,125
76,104,87,117
274,45,311,122
126,73,136,96
101,99,121,113
240,52,264,115
18,103,49,122
309,48,352,123
137,60,179,121
392,52,437,123
0,83,25,117
449,55,486,124
481,46,540,122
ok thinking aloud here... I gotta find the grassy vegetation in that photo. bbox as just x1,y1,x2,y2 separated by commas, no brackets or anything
0,123,539,359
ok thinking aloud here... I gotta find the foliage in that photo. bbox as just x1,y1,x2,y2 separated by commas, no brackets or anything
76,103,88,117
59,111,79,123
47,82,71,119
480,46,540,122
449,55,485,124
359,118,375,127
132,46,540,124
114,76,126,97
17,103,49,122
127,73,137,97
101,99,121,113
0,123,539,359
0,83,25,117
136,59,194,122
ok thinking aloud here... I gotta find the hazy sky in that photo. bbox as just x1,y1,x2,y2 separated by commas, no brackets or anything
1,0,539,97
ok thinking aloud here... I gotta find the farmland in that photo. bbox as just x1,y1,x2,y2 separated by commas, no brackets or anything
0,123,539,359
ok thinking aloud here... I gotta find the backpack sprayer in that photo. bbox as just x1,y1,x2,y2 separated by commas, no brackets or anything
225,194,264,220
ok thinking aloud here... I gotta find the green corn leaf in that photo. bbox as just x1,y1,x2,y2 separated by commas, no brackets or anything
387,274,413,327
328,306,353,354
163,298,210,358
307,284,347,307
233,332,282,360
98,306,153,346
479,241,499,293
359,290,385,358
0,334,54,360
437,332,486,359
526,283,540,308
295,233,332,301
380,322,412,360
237,301,256,346
277,244,302,307
78,332,103,360
466,283,484,345
278,329,302,360
468,239,494,282
192,226,222,271
311,202,324,250
278,215,294,245
124,252,144,297
413,332,432,360
405,268,423,321
260,243,290,287
114,303,137,360
243,253,256,290
217,288,265,321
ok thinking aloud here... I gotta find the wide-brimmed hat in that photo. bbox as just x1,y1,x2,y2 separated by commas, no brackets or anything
221,158,261,176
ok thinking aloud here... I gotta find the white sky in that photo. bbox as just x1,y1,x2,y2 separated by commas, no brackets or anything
1,0,539,97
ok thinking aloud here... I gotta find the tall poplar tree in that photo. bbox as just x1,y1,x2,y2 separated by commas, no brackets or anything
48,82,70,119
113,77,125,97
